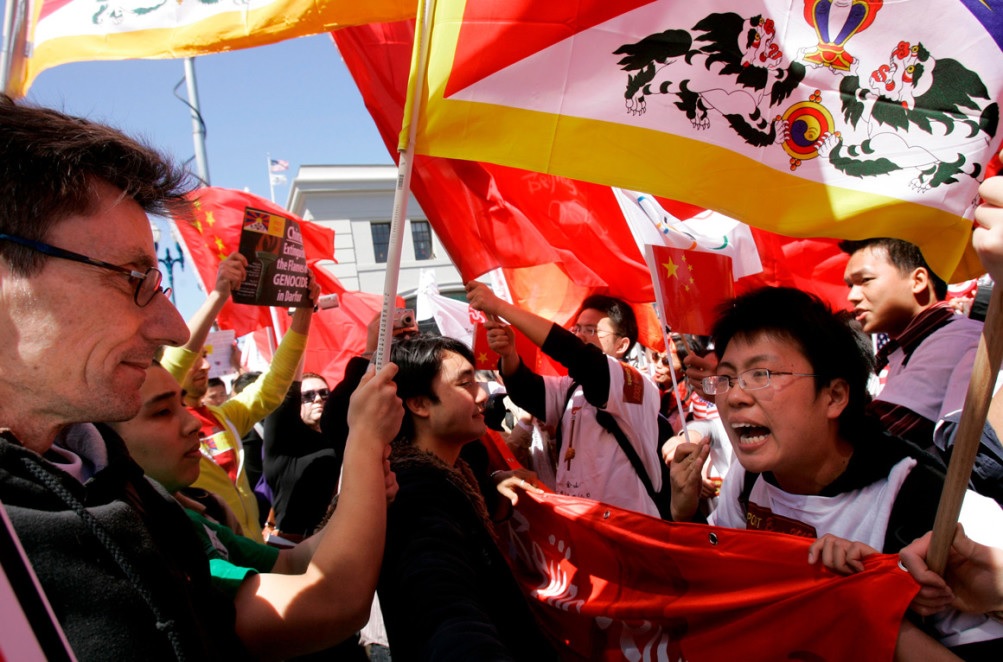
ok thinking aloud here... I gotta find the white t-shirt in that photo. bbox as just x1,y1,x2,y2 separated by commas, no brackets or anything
544,356,662,517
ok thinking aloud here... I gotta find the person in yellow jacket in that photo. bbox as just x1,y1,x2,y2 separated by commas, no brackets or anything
161,252,316,540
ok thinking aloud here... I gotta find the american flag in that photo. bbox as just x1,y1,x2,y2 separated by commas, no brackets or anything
269,159,289,173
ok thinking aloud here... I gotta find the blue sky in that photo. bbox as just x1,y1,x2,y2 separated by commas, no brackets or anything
14,27,395,318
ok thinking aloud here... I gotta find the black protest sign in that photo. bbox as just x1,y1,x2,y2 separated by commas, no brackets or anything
232,207,311,307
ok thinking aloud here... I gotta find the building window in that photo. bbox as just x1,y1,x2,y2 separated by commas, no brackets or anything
411,220,433,260
371,222,390,263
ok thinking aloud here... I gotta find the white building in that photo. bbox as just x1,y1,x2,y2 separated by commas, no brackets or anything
286,165,463,304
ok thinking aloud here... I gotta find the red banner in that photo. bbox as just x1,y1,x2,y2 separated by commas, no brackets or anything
503,492,916,660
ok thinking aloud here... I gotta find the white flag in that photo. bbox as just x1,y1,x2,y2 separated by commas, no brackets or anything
614,188,762,280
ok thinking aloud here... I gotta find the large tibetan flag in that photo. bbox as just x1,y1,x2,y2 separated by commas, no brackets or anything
4,0,417,97
334,19,856,357
413,0,1003,283
501,492,917,660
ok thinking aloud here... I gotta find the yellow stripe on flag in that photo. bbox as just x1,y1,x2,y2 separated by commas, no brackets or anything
414,0,990,282
14,0,418,96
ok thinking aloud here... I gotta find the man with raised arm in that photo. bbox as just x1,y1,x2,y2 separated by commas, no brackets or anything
467,282,663,517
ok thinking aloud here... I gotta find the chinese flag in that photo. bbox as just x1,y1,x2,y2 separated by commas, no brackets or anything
175,186,335,337
647,244,734,336
471,318,546,373
471,322,500,371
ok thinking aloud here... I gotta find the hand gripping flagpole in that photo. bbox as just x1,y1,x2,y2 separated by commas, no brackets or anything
927,285,1003,574
373,0,436,369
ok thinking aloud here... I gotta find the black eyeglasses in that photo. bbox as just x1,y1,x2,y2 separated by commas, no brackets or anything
302,388,330,403
0,233,168,307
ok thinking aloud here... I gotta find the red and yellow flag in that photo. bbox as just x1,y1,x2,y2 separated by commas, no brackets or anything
6,0,417,96
413,0,1003,282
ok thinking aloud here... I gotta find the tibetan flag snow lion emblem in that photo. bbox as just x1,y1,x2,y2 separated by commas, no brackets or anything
414,0,1003,282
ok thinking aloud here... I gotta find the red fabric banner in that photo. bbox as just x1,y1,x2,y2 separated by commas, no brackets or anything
502,492,917,660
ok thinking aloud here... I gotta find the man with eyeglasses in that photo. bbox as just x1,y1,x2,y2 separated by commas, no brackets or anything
668,286,1003,656
0,95,246,658
467,283,663,518
160,252,318,541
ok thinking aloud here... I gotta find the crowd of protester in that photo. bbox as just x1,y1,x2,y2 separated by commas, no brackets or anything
3,95,1003,661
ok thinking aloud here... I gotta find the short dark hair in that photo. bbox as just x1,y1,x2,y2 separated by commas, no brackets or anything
207,377,225,389
579,294,638,353
839,237,948,300
712,287,876,440
0,94,196,275
231,371,262,395
390,334,477,443
301,372,328,386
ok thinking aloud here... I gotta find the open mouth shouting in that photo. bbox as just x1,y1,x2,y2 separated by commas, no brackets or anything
732,422,771,449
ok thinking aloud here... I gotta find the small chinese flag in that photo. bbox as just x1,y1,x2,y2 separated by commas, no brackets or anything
471,317,544,373
646,244,734,336
472,321,501,370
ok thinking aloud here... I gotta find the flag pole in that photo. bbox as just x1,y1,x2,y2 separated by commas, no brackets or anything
183,57,211,185
1,0,26,96
267,153,276,204
926,285,1003,573
373,0,436,369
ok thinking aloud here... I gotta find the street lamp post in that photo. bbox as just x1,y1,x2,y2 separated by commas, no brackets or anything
151,222,185,305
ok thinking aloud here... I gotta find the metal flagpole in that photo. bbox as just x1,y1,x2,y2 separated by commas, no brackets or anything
1,0,26,96
373,0,437,369
267,153,276,203
183,57,211,185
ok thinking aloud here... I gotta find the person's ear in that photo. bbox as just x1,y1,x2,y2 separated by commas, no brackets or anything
824,378,850,420
405,395,432,420
910,267,931,295
613,335,631,359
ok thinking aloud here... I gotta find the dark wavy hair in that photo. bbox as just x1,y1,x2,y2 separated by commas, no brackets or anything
0,94,196,275
390,334,477,444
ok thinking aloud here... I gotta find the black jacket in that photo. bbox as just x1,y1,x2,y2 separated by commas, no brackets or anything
0,425,245,660
378,443,554,662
